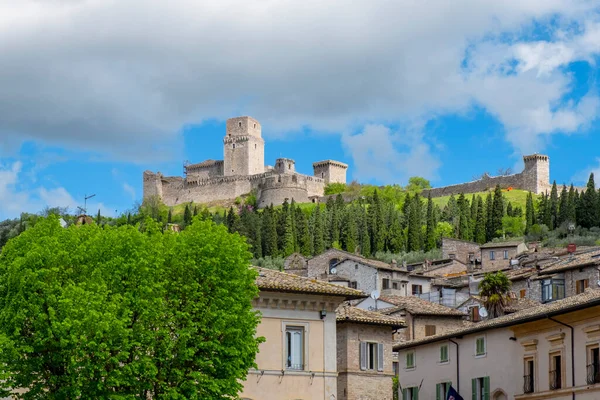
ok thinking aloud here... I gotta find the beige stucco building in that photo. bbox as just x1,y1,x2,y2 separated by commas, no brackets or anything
241,267,365,400
395,289,600,400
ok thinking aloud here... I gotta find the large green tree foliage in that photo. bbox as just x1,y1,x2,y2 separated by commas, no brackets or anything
479,271,511,319
0,216,262,399
581,173,598,228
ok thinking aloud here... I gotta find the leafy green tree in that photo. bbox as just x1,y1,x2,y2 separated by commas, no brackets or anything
502,216,525,237
405,176,431,193
324,183,347,195
167,208,173,224
479,271,511,318
0,216,262,399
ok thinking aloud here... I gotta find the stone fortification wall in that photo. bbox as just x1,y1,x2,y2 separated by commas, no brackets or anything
257,174,310,208
143,171,164,199
423,172,526,198
305,175,326,197
160,174,260,206
313,160,348,184
184,160,224,180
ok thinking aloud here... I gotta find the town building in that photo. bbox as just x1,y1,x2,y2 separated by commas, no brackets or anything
336,304,405,400
480,241,528,271
242,267,365,400
395,289,600,400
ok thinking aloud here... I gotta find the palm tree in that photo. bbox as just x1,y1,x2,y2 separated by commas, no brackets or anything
478,271,511,318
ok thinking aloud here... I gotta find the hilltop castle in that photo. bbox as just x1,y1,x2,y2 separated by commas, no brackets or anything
143,116,348,208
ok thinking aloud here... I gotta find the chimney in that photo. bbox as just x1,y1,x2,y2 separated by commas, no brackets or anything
391,259,397,268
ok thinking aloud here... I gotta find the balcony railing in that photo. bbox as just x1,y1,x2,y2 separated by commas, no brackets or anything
523,374,534,394
587,363,600,384
549,370,562,390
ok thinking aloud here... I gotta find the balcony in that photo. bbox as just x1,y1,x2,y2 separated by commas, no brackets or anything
587,363,600,385
549,370,562,390
523,374,534,394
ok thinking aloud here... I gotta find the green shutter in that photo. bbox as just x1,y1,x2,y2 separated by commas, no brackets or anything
436,383,441,400
446,382,452,397
414,387,419,400
403,388,408,400
472,379,477,400
483,377,490,400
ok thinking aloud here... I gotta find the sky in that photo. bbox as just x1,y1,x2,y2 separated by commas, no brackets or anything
1,0,600,219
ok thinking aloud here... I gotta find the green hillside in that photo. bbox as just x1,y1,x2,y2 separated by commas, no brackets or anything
431,189,535,210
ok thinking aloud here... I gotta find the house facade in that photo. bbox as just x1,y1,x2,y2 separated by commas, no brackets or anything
480,241,528,271
241,267,365,400
336,304,405,400
442,237,480,266
395,289,600,400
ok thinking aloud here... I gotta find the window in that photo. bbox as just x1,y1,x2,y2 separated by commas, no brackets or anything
402,387,418,400
449,253,456,259
321,172,324,178
524,357,535,393
392,282,398,290
472,377,490,400
503,250,509,259
576,279,589,294
412,285,423,295
328,258,340,273
254,144,257,149
489,251,495,260
425,325,436,337
468,252,475,261
436,382,451,400
475,337,486,356
549,353,562,390
520,289,527,298
285,326,304,370
405,351,415,369
393,361,399,376
232,143,236,149
238,121,242,127
587,345,600,384
542,279,565,303
253,123,256,128
349,281,357,289
470,306,480,322
440,344,449,363
382,279,390,290
360,342,383,371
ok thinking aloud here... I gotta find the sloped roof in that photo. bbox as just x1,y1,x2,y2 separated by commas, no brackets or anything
316,248,403,272
538,249,600,275
255,267,366,299
395,288,600,350
377,295,465,317
337,303,405,328
480,241,525,249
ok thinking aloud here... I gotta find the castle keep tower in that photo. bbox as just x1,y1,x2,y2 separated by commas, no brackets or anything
223,116,265,176
313,160,348,184
522,154,550,194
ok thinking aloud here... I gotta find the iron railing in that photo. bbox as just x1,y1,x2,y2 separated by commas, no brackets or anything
523,374,534,393
549,370,562,390
587,363,600,384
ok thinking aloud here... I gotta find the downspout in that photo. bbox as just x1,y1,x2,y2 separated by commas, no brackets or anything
548,316,575,400
449,339,460,393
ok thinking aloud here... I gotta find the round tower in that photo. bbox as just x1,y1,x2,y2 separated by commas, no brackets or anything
257,174,310,208
223,116,265,176
274,158,296,174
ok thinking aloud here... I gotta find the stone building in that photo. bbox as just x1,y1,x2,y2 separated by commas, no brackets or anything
242,267,365,400
480,241,528,271
336,304,405,400
423,154,551,197
395,289,600,400
143,116,348,208
441,238,481,267
284,249,432,297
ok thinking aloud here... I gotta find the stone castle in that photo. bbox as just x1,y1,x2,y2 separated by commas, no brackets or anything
423,154,552,197
143,116,348,208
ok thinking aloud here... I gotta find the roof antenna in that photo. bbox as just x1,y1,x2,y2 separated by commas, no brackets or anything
80,194,96,215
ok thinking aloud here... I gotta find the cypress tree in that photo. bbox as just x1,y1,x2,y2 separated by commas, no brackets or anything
506,202,513,218
183,204,192,226
525,192,535,233
167,208,172,224
283,212,295,256
312,205,325,255
557,185,569,226
193,205,198,216
360,205,371,256
369,190,386,253
543,194,552,228
549,180,558,229
581,173,598,228
407,194,423,251
295,207,312,256
342,206,358,254
485,192,494,242
126,212,131,226
96,209,101,225
425,193,436,251
457,193,471,241
567,184,577,224
262,206,278,257
475,196,486,244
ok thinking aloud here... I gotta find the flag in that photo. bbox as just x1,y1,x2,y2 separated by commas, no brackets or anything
446,385,464,400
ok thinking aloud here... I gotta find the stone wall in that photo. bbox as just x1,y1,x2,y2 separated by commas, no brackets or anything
256,174,310,208
337,322,394,400
161,175,255,206
442,238,480,265
313,160,348,184
402,314,466,341
143,171,163,199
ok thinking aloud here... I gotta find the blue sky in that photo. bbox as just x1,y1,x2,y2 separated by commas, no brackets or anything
1,1,600,219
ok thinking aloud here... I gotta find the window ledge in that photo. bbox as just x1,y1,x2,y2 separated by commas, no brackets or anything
438,360,450,365
474,353,487,359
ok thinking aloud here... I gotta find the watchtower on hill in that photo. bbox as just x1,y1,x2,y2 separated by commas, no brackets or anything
522,154,550,194
223,116,265,176
313,160,348,184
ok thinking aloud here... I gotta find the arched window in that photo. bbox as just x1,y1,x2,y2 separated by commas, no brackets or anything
233,143,236,149
238,121,242,128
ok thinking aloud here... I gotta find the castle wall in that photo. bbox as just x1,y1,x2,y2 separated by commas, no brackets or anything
306,176,326,197
313,161,348,185
161,175,257,206
223,135,265,176
185,162,224,180
143,171,163,199
257,174,311,208
423,173,526,198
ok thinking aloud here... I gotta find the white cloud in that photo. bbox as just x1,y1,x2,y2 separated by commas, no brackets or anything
572,157,600,186
0,0,599,178
122,183,136,200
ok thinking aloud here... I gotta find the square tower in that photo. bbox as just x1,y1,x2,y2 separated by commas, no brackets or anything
223,116,265,176
522,154,550,194
313,160,348,184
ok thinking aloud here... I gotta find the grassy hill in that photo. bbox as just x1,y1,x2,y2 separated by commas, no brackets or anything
431,188,534,210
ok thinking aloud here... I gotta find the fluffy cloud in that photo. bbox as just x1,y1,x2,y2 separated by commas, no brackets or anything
0,0,599,175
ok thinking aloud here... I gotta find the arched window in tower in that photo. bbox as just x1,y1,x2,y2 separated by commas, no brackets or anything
255,144,257,149
288,163,291,169
253,123,256,128
238,121,242,128
321,172,324,178
233,143,236,149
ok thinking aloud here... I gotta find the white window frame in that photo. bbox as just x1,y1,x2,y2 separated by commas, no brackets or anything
503,250,509,259
475,336,486,358
439,344,449,364
405,350,415,369
361,341,384,372
281,321,309,371
489,251,495,260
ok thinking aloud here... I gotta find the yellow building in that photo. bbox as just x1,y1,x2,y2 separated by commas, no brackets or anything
241,267,365,400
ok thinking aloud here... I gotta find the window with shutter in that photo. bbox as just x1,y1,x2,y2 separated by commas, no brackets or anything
425,325,436,336
440,344,449,362
472,377,489,400
403,387,419,400
406,351,415,369
360,342,367,370
475,337,486,356
377,343,384,371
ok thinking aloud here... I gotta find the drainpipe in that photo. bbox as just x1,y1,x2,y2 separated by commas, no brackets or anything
449,339,460,393
548,316,575,400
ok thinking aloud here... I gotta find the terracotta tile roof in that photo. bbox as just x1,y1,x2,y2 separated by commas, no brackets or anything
422,260,468,278
504,267,536,281
538,249,600,275
504,297,541,313
254,267,366,299
394,288,600,350
336,303,406,328
480,240,525,249
315,248,403,272
377,295,465,317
